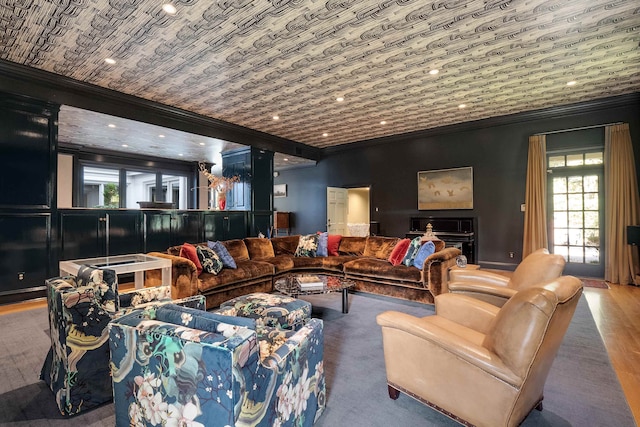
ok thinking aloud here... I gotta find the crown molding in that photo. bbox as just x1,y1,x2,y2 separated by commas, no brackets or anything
0,59,322,161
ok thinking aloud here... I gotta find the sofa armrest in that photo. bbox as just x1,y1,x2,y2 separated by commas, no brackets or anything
145,252,199,299
422,247,461,296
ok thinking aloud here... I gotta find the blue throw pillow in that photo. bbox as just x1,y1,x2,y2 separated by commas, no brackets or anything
412,241,436,269
208,240,237,269
402,237,423,266
316,232,329,257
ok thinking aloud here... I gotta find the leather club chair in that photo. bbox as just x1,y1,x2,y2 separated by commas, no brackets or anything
376,275,583,427
448,248,566,306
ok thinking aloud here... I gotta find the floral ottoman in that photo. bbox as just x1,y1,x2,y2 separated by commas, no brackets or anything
214,292,311,330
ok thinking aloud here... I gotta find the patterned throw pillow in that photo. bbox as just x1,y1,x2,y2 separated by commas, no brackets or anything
207,240,237,269
412,240,436,269
294,234,319,257
196,246,224,275
316,232,329,257
402,237,423,267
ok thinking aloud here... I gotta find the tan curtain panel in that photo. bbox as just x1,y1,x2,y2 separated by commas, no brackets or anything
605,123,640,285
523,135,548,258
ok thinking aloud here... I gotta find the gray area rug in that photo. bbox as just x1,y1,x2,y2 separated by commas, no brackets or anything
0,292,635,426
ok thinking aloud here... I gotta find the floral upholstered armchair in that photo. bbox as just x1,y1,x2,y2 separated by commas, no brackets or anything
40,265,205,416
108,303,326,426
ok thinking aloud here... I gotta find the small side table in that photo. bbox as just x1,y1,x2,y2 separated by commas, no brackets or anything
274,211,290,236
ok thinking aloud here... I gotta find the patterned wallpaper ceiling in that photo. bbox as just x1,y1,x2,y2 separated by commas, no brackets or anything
1,0,639,152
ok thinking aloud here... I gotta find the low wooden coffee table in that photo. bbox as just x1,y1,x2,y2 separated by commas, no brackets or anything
274,274,355,314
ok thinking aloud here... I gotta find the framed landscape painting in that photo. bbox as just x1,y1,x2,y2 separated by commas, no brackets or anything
274,184,287,198
418,167,473,210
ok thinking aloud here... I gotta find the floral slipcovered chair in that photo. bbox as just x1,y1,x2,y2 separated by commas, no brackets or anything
40,265,205,416
108,303,326,426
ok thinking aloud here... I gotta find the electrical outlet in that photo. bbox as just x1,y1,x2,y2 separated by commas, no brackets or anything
18,272,24,280
509,252,514,259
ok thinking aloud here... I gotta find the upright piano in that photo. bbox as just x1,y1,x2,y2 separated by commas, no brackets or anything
406,217,477,264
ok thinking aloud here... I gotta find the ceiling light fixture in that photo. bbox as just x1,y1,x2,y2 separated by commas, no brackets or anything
273,115,279,120
104,58,116,65
121,144,128,147
199,142,205,146
429,69,439,75
458,104,467,109
108,124,116,128
283,158,289,162
322,133,329,137
159,134,165,138
567,81,577,86
336,97,344,102
380,120,387,125
178,153,183,156
162,3,177,15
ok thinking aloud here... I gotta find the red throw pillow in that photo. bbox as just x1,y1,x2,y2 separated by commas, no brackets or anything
327,234,342,256
180,242,203,275
388,238,411,266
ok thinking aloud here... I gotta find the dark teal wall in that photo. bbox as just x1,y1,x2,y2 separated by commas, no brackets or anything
274,93,640,268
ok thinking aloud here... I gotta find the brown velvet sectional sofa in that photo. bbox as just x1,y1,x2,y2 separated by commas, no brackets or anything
146,235,461,308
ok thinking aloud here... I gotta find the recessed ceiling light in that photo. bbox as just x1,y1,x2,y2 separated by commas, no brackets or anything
458,104,467,109
199,142,205,146
121,144,128,147
162,3,177,15
108,124,116,128
380,120,387,125
336,97,344,102
322,133,329,137
567,81,577,86
104,58,116,65
273,115,279,120
429,69,439,75
178,153,183,156
159,134,165,138
283,158,289,162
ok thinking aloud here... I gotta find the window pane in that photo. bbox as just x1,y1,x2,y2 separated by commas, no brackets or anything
569,246,584,263
554,212,567,227
585,229,599,247
566,154,584,166
584,211,599,228
569,229,583,245
585,152,603,165
585,247,600,264
584,193,598,210
569,212,583,228
554,228,569,245
568,194,583,210
83,166,119,208
162,174,188,209
567,176,582,193
584,175,598,192
554,194,567,211
554,245,568,261
553,177,567,193
549,156,565,167
126,171,156,208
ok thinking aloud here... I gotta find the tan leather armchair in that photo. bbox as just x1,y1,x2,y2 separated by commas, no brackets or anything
448,248,566,306
376,276,583,427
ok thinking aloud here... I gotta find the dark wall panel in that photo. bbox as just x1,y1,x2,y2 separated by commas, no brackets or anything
275,94,640,268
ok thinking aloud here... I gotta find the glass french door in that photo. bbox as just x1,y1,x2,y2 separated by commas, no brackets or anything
548,152,604,277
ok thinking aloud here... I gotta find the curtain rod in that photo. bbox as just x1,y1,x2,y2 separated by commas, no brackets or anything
534,122,623,136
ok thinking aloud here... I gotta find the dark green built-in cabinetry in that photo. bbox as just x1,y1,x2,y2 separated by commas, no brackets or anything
0,92,277,305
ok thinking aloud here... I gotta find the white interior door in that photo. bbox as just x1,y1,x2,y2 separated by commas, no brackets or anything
327,187,348,235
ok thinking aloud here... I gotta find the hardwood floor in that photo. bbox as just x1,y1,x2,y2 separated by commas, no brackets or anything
1,282,638,424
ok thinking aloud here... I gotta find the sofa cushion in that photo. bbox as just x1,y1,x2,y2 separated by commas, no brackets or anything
196,246,224,275
245,237,275,260
364,236,400,260
412,240,436,268
316,232,329,257
327,234,342,256
338,236,367,256
260,255,295,273
208,241,237,269
388,238,411,266
180,242,203,275
291,256,325,269
295,234,319,257
271,236,300,256
322,255,358,272
198,260,274,293
343,258,421,283
402,237,423,267
222,239,250,262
